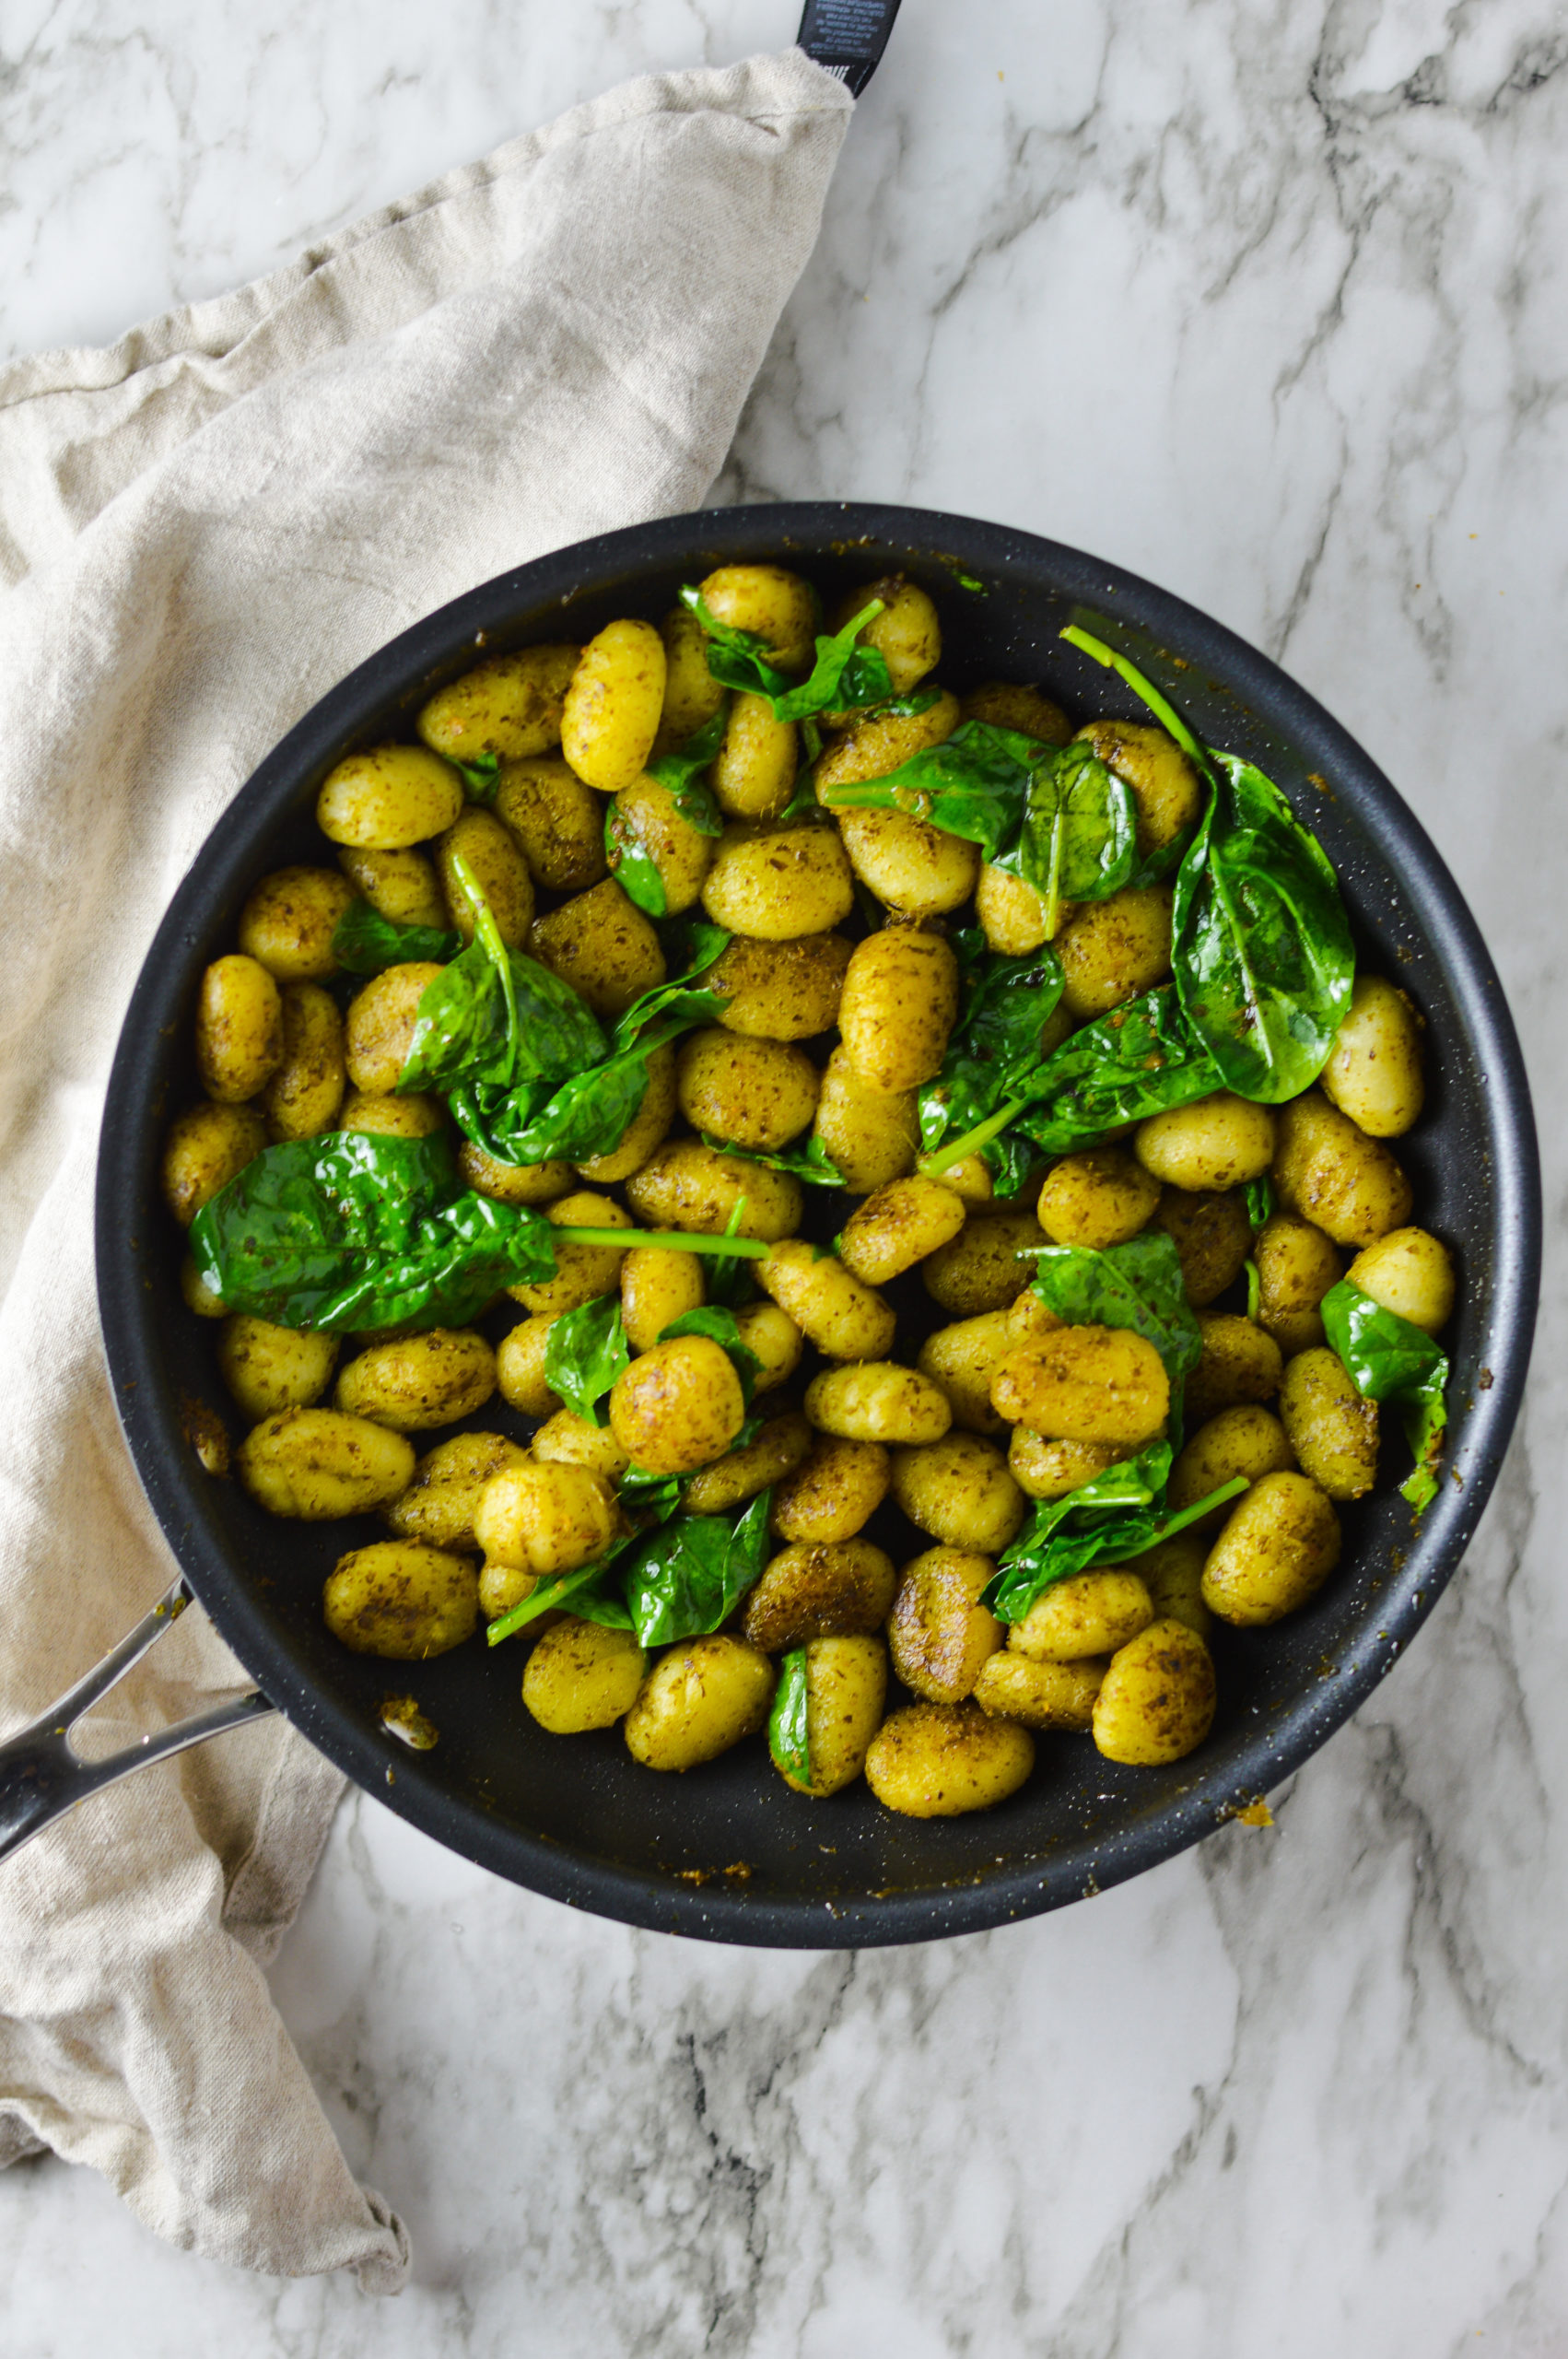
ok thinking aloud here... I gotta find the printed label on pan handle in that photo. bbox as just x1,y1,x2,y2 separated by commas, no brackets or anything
798,0,903,95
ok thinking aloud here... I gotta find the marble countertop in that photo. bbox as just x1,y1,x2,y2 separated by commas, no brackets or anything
4,1,1565,2351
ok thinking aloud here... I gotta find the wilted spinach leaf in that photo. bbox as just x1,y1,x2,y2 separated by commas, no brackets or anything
1172,750,1355,1103
1061,625,1354,1104
1321,1280,1449,1513
768,1649,811,1785
818,718,1039,862
398,855,605,1097
918,931,1065,1174
444,928,732,1168
624,1488,773,1647
544,1295,631,1427
984,1448,1246,1625
484,1543,640,1646
698,1132,845,1188
187,1131,556,1333
680,586,895,721
330,899,461,976
451,752,500,804
1006,740,1138,933
1012,986,1222,1155
609,708,731,916
1028,1232,1202,1391
646,704,728,831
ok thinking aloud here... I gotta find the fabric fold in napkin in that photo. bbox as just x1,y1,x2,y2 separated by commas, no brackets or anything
0,48,851,2289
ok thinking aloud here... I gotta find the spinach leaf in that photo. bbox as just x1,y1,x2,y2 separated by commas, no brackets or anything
698,1133,845,1189
818,718,1040,863
444,930,732,1168
1005,741,1138,933
1321,1280,1449,1512
659,1305,765,1406
645,705,728,832
1012,986,1222,1155
451,752,500,804
924,982,1218,1181
1028,1232,1202,1391
615,1465,687,1523
768,1649,811,1785
819,725,1133,913
330,899,461,976
484,1544,640,1646
984,1448,1247,1625
1061,626,1354,1104
398,855,606,1097
603,805,671,919
187,1131,556,1332
1171,749,1355,1103
680,587,895,721
624,1488,773,1647
543,1295,631,1427
918,932,1065,1170
610,708,731,915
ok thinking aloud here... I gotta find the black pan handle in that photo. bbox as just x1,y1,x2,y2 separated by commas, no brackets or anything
0,1579,276,1865
798,0,903,96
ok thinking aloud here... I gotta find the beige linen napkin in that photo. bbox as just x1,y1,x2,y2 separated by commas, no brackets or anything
0,48,852,2288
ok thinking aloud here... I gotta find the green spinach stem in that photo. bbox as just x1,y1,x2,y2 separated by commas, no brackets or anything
565,1226,767,1260
919,1096,1027,1179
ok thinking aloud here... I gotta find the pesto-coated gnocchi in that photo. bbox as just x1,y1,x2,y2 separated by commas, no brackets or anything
708,932,851,1040
239,865,357,982
1201,1471,1341,1625
888,1547,1003,1703
523,1619,647,1733
173,564,1455,1838
335,1329,497,1432
218,1317,338,1423
772,1635,889,1796
803,1360,952,1445
195,955,284,1103
700,824,856,940
626,1138,802,1240
811,1046,919,1193
323,1542,479,1660
837,1177,966,1285
561,619,666,794
865,1704,1034,1819
676,1029,819,1153
837,926,960,1092
317,744,465,850
262,983,345,1142
495,758,607,895
417,644,579,764
742,1538,898,1650
756,1239,897,1361
890,1434,1026,1555
529,877,665,1018
768,1435,891,1543
1092,1620,1216,1766
624,1636,776,1771
607,1333,746,1475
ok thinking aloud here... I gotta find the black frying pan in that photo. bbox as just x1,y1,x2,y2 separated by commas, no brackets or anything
1,503,1539,1944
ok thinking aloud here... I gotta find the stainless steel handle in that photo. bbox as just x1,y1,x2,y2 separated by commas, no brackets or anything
0,1578,276,1864
798,0,903,96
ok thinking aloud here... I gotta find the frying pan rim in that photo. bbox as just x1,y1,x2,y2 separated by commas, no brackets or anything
95,499,1541,1947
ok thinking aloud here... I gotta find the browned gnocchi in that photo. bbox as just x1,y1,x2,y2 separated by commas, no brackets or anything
168,563,1452,1829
